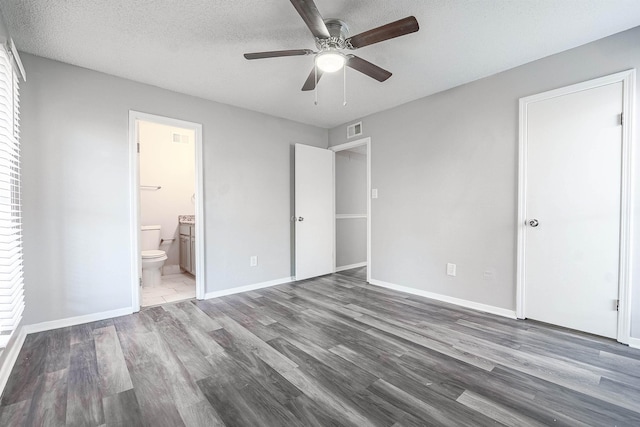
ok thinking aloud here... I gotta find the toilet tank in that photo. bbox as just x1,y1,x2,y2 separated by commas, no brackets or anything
141,225,162,251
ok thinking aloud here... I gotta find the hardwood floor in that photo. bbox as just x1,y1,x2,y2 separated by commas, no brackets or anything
2,267,640,426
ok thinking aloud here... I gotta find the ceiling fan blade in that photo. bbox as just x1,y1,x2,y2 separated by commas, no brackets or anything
346,56,392,82
346,16,419,49
244,49,314,60
290,0,330,39
302,67,323,91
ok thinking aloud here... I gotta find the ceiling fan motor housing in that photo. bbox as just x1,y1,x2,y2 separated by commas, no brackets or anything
316,19,351,51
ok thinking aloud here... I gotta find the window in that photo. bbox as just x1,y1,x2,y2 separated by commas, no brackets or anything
0,43,24,348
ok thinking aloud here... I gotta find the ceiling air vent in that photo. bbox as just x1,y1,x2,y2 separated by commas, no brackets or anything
172,132,189,144
347,121,362,139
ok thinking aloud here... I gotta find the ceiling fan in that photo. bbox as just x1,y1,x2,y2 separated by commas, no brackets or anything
244,0,419,91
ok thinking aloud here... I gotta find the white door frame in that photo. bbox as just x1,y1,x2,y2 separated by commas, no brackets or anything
128,111,206,311
516,70,635,344
330,137,372,283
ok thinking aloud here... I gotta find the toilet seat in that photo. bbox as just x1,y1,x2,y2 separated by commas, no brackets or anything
142,249,166,259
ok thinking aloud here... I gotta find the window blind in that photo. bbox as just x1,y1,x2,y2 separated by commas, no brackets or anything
0,45,23,348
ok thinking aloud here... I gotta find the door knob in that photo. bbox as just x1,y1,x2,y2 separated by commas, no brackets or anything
298,217,304,222
528,219,539,227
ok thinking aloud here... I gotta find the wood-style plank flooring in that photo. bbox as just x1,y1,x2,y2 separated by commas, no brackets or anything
2,267,640,426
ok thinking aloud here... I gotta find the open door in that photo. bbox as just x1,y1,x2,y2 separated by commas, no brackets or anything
295,144,334,280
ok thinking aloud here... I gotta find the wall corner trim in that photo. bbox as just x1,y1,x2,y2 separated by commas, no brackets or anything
22,307,135,335
628,337,640,349
204,277,294,300
368,278,517,319
0,326,27,397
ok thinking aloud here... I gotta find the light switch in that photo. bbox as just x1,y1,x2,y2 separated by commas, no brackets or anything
447,263,456,276
372,189,378,199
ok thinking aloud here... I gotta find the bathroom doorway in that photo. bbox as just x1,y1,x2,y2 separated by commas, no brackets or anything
129,111,205,310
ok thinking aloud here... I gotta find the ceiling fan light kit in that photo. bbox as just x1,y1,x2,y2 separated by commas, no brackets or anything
243,0,419,100
315,51,345,73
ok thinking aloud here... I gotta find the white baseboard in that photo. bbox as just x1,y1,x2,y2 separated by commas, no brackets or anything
23,307,134,335
628,337,640,349
0,326,27,398
204,277,294,300
368,279,517,319
335,262,367,272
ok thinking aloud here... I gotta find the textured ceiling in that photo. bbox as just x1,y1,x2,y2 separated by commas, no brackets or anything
3,1,640,128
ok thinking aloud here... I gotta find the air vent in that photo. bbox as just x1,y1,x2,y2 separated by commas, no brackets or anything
347,121,362,139
172,132,189,144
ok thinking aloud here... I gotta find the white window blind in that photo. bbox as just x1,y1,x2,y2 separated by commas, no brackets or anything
0,44,23,348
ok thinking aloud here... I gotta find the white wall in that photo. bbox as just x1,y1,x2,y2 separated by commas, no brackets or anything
329,25,640,339
335,150,367,268
139,121,195,269
19,53,327,325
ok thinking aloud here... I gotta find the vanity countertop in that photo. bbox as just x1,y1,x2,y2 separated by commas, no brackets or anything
178,215,195,225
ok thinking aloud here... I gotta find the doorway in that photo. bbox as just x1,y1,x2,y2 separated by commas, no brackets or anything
516,71,634,342
293,139,371,283
331,138,371,283
129,111,205,311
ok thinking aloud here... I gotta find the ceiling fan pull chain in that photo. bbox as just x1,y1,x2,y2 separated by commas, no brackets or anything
343,65,347,106
314,63,318,106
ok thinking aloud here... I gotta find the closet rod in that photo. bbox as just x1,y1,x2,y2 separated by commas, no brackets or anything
140,185,161,190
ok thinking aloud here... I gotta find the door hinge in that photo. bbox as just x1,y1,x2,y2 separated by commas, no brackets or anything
137,142,140,153
139,277,142,287
616,299,619,311
620,113,623,126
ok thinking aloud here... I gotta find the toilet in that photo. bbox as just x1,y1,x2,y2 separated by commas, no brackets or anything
141,225,168,288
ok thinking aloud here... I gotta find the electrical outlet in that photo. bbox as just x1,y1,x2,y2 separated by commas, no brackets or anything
372,189,378,199
250,256,258,267
483,270,494,280
446,263,456,277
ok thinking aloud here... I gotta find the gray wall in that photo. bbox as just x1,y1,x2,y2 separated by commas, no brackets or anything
336,151,367,215
329,26,640,338
0,9,8,40
335,150,367,267
20,53,327,325
336,219,366,268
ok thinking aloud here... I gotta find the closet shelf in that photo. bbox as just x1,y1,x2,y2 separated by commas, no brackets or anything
336,214,367,219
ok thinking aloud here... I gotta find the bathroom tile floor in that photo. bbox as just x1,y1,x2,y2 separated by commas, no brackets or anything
141,272,195,307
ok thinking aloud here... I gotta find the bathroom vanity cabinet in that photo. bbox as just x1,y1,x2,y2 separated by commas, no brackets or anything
179,224,195,275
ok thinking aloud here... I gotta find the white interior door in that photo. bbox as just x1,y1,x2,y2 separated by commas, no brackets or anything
295,143,334,280
523,82,623,339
